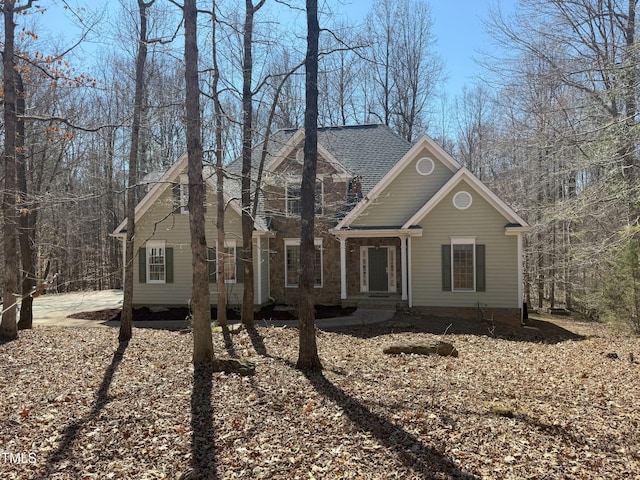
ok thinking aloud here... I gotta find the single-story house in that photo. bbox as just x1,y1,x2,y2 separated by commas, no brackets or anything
112,124,530,324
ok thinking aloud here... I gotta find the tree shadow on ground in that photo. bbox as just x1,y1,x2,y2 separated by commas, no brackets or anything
326,312,587,344
182,361,218,480
246,325,268,357
220,326,238,358
38,340,129,479
303,370,479,479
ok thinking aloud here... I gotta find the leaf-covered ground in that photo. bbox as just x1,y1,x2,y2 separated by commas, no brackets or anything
1,316,639,479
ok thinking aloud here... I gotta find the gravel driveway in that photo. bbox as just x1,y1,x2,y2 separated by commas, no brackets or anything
29,289,123,327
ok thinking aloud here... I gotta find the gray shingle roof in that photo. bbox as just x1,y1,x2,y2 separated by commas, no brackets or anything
227,124,413,195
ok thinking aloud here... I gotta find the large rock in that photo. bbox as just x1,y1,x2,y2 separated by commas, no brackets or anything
214,358,256,376
383,341,458,357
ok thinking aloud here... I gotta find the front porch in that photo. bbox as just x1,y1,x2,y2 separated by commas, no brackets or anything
330,227,423,309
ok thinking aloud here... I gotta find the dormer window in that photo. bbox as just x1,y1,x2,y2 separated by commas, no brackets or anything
286,179,323,216
173,174,206,214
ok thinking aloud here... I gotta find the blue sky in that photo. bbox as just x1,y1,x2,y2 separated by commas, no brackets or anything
32,0,514,102
430,0,514,98
334,0,516,100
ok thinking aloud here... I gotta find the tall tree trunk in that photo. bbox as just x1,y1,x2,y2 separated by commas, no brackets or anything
240,0,265,328
105,127,121,289
185,0,215,364
16,71,36,330
623,0,637,186
211,0,227,327
296,0,322,371
1,0,20,341
120,0,154,343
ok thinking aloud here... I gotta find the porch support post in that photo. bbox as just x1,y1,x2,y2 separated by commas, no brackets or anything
408,236,413,308
400,235,408,301
121,237,126,289
339,237,347,300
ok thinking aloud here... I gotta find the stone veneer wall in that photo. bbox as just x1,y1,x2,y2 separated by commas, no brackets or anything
345,238,402,297
262,146,347,306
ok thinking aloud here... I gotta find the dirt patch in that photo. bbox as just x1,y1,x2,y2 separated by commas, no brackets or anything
68,304,356,322
326,309,589,343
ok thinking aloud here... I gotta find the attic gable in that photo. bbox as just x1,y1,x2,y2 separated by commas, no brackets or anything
225,125,412,195
402,168,530,229
336,135,461,229
264,127,350,179
112,154,263,235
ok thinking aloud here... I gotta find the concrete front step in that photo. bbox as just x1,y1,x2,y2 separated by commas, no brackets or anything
342,297,407,311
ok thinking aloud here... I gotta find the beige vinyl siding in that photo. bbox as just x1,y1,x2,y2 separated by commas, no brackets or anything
411,180,519,308
132,178,246,306
351,147,453,227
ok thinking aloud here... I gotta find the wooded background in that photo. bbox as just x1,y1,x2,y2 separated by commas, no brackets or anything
1,0,639,329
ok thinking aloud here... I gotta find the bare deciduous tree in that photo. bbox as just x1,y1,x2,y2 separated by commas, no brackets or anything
120,0,154,343
297,0,322,372
184,0,214,364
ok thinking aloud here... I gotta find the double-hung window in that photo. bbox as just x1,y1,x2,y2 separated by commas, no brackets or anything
442,238,485,292
173,174,206,214
285,180,323,216
207,240,243,284
141,240,173,284
284,238,323,288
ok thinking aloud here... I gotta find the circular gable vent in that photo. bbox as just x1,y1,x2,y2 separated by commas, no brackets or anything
415,157,435,176
295,149,304,164
453,191,473,210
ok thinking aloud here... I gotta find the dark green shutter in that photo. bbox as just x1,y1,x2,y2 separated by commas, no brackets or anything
166,247,174,283
441,245,451,291
139,247,146,283
208,248,216,283
236,247,244,283
476,244,485,292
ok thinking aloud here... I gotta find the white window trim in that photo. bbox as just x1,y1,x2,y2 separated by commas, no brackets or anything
360,246,368,292
416,157,435,176
284,238,323,288
179,174,189,214
453,190,473,210
213,239,238,284
285,181,301,217
450,237,476,292
285,179,324,217
316,178,324,216
146,240,166,284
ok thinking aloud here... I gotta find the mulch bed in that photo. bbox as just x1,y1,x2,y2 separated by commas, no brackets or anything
68,304,357,322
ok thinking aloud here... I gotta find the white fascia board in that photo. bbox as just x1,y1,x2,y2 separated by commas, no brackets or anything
113,152,188,234
264,128,305,172
266,128,349,177
330,228,422,239
335,135,461,230
113,153,270,235
505,225,532,235
402,168,530,229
